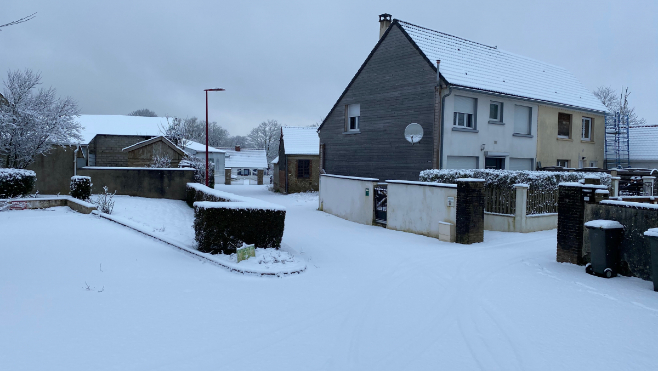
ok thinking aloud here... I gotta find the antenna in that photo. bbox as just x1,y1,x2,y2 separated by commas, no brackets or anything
404,123,424,145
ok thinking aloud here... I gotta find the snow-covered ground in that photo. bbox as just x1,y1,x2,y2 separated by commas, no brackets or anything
2,185,658,370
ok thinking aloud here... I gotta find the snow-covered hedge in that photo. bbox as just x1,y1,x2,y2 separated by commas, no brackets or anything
0,169,36,198
70,176,91,200
419,169,611,191
188,183,286,254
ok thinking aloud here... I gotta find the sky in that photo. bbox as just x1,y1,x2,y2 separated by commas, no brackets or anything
1,0,657,136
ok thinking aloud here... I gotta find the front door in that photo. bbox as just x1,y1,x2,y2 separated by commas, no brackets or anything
485,157,505,170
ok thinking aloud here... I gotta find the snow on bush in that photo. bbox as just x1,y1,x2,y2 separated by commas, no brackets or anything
419,169,611,191
0,168,36,198
179,156,214,188
69,176,91,200
188,183,286,255
91,186,116,214
149,153,172,168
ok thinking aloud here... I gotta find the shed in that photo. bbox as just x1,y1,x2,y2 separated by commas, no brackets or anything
277,126,320,193
122,136,186,168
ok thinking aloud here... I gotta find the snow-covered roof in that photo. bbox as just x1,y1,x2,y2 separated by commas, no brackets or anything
629,125,658,161
77,115,166,144
121,136,185,156
183,140,225,154
281,126,320,155
397,20,607,113
271,156,279,164
220,148,268,169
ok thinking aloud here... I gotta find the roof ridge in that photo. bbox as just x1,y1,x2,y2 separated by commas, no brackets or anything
396,19,497,50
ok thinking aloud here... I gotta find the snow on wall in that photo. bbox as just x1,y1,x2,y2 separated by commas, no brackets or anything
319,174,377,226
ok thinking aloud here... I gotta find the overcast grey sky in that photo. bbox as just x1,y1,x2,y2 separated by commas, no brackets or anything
2,0,656,135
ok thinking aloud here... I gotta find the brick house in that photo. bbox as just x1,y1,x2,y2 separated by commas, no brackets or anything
317,14,607,181
274,127,320,193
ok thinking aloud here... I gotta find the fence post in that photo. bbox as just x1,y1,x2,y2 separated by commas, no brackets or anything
514,184,529,232
557,183,586,264
455,178,485,244
611,176,620,198
642,176,655,196
224,168,232,185
257,169,264,185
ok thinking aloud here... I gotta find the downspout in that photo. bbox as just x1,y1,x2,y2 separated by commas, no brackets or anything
439,83,453,170
73,145,79,176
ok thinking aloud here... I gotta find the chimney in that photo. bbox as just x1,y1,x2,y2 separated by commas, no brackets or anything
235,145,240,152
379,13,392,39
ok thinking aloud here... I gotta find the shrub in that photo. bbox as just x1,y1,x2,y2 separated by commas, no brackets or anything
188,183,286,254
419,169,611,191
70,176,92,200
92,186,116,214
0,169,36,198
179,156,214,188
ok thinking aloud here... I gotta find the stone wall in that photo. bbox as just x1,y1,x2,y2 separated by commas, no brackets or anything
78,167,195,200
89,134,153,167
26,145,76,195
126,141,184,167
286,155,320,193
584,202,658,280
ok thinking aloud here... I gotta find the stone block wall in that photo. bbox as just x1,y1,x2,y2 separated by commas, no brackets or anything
78,167,195,200
286,155,320,193
126,141,184,168
89,135,153,167
456,179,484,244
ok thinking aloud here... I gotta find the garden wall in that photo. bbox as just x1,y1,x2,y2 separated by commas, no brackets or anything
319,174,378,226
78,167,195,200
386,180,457,239
584,201,658,280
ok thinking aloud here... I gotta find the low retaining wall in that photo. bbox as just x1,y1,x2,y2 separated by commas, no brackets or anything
78,167,195,200
386,180,457,239
319,174,378,226
1,196,97,214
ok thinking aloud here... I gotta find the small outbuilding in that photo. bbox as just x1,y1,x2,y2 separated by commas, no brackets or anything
122,136,186,167
276,126,320,193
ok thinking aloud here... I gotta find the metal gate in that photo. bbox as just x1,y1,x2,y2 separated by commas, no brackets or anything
374,183,387,225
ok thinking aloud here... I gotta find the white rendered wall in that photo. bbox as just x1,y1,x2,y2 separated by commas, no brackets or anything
386,180,457,238
319,174,377,226
442,90,538,169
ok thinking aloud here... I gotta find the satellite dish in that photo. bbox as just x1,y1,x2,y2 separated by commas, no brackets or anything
404,123,424,145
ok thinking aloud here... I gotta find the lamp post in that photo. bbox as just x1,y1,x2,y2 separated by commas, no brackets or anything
204,88,225,186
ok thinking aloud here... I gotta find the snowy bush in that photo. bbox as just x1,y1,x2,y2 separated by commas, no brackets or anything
149,153,172,168
91,186,115,214
0,168,36,198
70,176,91,200
188,183,286,254
419,169,611,191
179,156,214,188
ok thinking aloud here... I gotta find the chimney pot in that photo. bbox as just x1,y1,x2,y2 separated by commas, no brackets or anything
379,13,392,39
235,145,240,152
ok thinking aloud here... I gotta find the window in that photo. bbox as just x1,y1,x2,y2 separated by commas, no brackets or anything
346,104,360,131
485,157,505,170
582,117,592,141
454,96,476,129
557,159,569,167
297,159,311,179
489,101,503,122
514,105,532,135
558,113,571,138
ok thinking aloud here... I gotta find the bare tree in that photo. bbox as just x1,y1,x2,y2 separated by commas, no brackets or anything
128,108,157,117
223,135,251,148
0,13,36,31
593,86,646,126
0,69,81,168
248,119,281,162
161,116,230,149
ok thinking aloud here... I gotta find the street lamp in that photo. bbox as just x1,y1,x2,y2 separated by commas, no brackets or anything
204,88,225,186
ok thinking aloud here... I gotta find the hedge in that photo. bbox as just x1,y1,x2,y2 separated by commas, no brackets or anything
188,183,286,254
0,169,36,198
70,176,92,200
419,169,611,191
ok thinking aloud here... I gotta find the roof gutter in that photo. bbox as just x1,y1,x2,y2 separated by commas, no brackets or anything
450,85,607,115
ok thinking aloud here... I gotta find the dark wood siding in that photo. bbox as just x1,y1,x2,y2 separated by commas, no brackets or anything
318,24,436,181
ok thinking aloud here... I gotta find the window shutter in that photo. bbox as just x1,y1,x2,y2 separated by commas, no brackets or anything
454,96,476,114
348,104,360,117
514,105,531,134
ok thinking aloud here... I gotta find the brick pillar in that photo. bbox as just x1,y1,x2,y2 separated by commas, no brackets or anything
224,168,232,185
557,184,586,264
455,179,485,244
257,169,264,185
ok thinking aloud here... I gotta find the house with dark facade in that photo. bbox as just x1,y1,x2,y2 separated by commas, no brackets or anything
274,126,320,193
317,14,607,181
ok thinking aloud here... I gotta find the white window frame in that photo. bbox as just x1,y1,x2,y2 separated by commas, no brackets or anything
346,104,360,132
582,117,592,141
489,101,503,122
453,96,477,129
557,159,569,167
